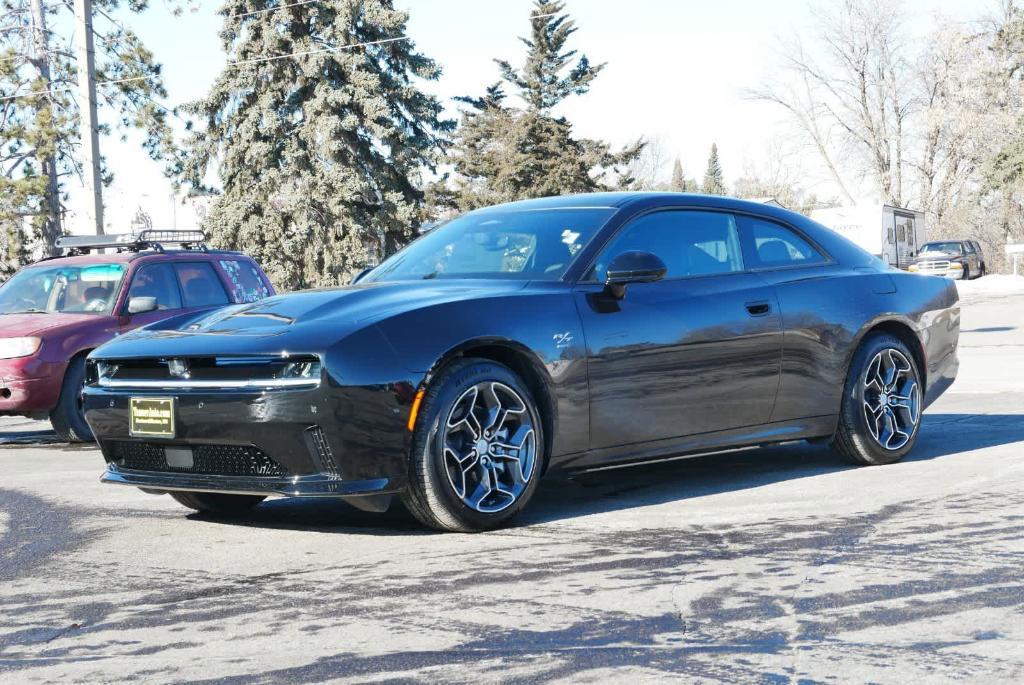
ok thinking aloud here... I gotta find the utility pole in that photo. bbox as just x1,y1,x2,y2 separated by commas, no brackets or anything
73,0,104,235
28,0,63,255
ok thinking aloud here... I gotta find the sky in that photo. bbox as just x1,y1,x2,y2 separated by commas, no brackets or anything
68,0,984,235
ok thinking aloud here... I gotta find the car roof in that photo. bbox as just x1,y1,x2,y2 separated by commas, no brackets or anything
475,192,803,216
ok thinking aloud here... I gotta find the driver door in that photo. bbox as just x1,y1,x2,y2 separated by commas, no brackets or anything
574,210,783,452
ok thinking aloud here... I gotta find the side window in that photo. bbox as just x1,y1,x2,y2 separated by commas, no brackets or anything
739,217,827,269
175,263,229,308
590,211,743,281
126,263,182,311
964,242,976,254
887,227,895,244
219,259,272,303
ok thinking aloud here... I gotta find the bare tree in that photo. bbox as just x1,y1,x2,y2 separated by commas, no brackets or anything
621,134,671,190
750,0,915,206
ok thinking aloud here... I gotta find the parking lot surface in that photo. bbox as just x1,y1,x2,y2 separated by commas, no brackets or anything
2,278,1023,683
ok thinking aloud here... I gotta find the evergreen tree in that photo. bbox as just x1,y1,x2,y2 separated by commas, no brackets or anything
669,158,689,192
184,1,453,290
441,0,641,212
702,143,725,195
1,0,179,268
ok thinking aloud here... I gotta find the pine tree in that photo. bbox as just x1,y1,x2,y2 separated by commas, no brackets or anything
702,143,725,195
184,1,453,290
1,0,179,268
440,0,641,212
670,158,688,192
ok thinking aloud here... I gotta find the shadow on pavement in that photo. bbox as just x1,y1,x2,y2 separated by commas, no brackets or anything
184,411,1024,533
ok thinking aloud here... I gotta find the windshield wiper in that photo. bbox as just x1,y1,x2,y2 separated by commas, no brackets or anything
3,308,48,314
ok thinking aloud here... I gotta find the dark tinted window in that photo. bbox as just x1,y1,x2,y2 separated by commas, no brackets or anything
174,263,229,307
741,217,826,268
127,263,182,311
964,241,976,254
590,211,743,281
219,259,271,303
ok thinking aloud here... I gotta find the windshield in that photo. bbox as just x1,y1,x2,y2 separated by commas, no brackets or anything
920,242,963,255
0,263,127,315
363,208,615,283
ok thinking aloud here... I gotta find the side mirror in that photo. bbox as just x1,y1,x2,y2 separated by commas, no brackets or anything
604,251,667,299
350,265,376,285
127,296,158,315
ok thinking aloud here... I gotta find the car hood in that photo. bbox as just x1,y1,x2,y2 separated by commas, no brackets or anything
92,279,531,359
914,250,961,261
0,312,108,338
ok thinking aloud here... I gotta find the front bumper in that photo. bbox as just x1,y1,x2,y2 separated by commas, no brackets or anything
908,265,966,279
101,465,390,498
84,381,413,499
0,357,66,415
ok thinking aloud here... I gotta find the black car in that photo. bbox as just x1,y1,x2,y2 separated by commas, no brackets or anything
84,193,960,532
908,239,986,279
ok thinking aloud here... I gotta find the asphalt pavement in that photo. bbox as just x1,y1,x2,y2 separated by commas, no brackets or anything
1,278,1023,683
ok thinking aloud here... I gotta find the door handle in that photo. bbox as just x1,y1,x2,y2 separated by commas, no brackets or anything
745,301,771,317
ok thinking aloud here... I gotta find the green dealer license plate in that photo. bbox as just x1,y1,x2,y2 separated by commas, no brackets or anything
129,397,176,438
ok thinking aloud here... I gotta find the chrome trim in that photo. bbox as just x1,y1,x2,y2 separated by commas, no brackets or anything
97,377,320,390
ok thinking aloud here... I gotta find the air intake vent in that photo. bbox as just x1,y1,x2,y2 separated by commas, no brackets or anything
303,426,340,478
108,441,288,477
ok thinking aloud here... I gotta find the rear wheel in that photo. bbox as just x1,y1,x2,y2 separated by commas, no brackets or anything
831,334,922,466
50,356,93,443
402,358,545,533
170,492,266,515
961,265,971,280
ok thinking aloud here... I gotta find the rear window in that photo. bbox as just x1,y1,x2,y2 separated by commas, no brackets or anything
740,216,826,268
219,259,271,303
175,263,230,308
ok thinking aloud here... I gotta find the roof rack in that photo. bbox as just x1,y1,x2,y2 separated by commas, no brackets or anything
54,230,209,255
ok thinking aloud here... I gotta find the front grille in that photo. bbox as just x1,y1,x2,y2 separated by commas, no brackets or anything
917,260,951,270
93,355,321,390
107,441,288,477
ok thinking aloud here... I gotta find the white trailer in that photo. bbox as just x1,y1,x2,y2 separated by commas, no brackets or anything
810,204,926,269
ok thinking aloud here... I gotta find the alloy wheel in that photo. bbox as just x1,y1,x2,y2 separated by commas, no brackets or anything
862,348,920,451
442,382,537,513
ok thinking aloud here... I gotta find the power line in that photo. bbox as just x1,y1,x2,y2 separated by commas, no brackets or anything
230,0,320,19
0,73,155,102
228,35,407,66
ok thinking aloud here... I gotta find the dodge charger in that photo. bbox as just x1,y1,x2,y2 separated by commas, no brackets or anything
83,193,960,532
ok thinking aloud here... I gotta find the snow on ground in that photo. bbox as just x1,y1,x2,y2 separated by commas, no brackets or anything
956,273,1024,295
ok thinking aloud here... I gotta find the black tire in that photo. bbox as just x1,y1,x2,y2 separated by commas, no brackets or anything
979,263,986,278
401,358,545,533
170,491,266,515
962,265,971,280
50,356,93,443
831,334,923,466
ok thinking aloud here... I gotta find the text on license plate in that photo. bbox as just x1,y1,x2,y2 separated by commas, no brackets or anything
129,397,176,438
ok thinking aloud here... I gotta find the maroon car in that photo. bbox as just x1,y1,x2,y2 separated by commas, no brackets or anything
0,231,274,441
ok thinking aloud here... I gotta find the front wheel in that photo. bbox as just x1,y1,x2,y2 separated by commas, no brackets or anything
170,491,266,515
831,334,923,466
50,356,93,443
401,358,545,533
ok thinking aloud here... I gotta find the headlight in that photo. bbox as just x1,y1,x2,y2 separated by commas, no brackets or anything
908,264,919,271
280,360,321,380
949,262,963,269
0,337,41,360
